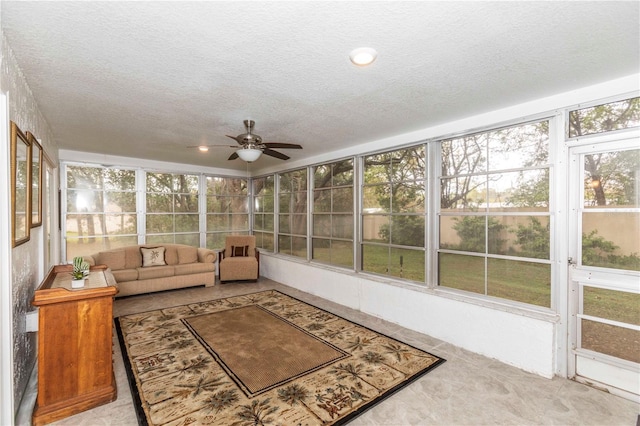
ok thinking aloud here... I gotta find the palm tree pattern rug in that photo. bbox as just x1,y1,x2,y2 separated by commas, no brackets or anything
115,290,445,425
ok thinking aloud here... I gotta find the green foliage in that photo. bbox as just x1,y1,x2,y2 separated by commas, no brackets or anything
513,217,549,259
71,256,89,280
451,216,506,253
582,230,640,270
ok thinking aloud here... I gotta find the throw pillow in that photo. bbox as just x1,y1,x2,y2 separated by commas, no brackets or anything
140,246,167,267
231,245,249,257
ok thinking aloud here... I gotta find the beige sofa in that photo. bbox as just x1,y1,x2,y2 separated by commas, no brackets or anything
83,244,216,297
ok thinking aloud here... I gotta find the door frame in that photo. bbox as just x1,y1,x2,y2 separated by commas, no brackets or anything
567,129,640,402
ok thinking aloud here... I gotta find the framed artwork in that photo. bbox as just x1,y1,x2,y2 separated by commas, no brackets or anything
27,132,43,227
11,121,31,247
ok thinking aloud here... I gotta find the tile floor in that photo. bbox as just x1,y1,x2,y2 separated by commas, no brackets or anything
17,278,640,425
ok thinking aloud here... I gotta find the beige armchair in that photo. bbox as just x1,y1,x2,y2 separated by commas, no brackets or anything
218,235,260,283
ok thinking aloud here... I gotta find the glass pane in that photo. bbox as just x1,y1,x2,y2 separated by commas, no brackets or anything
264,214,274,232
332,214,353,239
279,194,291,213
583,149,639,208
582,212,640,271
389,247,424,282
499,169,550,209
438,253,485,294
253,213,264,231
207,215,229,232
279,214,290,234
440,176,486,211
104,169,136,191
174,233,199,247
65,235,138,260
569,97,640,137
292,236,307,258
313,215,331,237
393,182,424,214
362,215,389,243
104,192,136,212
440,216,485,253
146,173,174,193
67,166,104,189
333,187,353,212
206,233,227,249
231,214,249,230
391,215,424,247
292,192,307,213
146,234,175,245
278,234,291,254
332,240,353,268
146,193,173,213
362,244,389,275
312,238,331,262
175,214,199,233
332,160,354,186
66,213,116,237
67,190,104,213
174,194,198,213
363,184,390,212
207,176,247,195
487,122,549,169
583,287,640,326
441,135,487,176
487,258,551,307
581,320,640,363
291,214,306,235
253,176,274,195
392,146,425,180
313,189,331,212
314,165,331,188
364,153,392,184
146,214,173,233
493,216,550,259
104,214,137,235
256,232,274,251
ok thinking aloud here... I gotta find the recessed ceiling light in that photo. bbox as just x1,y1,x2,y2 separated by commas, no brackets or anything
349,47,377,66
198,146,209,152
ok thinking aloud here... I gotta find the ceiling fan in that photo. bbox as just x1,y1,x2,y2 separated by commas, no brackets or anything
191,120,302,162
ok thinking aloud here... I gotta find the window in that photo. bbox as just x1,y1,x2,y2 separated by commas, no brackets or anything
253,175,275,251
569,96,640,138
312,159,354,268
145,172,199,246
438,120,552,307
65,165,137,260
278,169,307,257
205,176,249,249
362,146,426,281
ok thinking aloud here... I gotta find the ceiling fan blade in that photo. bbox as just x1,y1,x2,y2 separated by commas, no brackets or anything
226,135,243,145
263,142,303,149
228,152,239,160
263,148,290,160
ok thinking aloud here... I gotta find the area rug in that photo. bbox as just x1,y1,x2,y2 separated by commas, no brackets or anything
115,290,445,425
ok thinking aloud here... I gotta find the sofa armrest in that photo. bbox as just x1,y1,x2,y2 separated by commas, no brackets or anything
82,255,97,266
197,248,217,264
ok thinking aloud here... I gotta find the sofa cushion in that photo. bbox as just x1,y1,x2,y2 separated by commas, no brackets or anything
174,262,215,275
96,249,126,270
137,265,175,280
163,245,179,265
124,246,143,269
177,246,198,264
141,247,167,267
112,268,138,283
231,245,249,257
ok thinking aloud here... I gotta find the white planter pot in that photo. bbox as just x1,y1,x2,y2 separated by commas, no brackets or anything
71,278,85,289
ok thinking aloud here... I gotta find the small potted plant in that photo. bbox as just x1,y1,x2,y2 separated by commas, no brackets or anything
71,256,90,288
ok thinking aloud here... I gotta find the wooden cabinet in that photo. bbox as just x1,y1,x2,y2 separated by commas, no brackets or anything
31,264,118,425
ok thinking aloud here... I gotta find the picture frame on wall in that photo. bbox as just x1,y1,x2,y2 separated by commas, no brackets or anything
27,132,43,228
11,121,31,247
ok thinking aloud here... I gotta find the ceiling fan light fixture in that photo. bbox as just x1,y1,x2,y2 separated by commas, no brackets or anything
349,47,377,66
236,148,262,162
198,145,209,152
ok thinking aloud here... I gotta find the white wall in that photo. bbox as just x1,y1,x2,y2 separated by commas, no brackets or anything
1,31,58,421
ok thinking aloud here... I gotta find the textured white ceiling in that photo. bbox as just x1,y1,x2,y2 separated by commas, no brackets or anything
2,1,639,172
